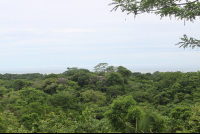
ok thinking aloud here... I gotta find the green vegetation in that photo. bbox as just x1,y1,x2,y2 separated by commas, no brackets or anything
0,63,200,133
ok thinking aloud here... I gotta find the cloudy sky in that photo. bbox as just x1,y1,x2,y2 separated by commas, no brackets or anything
0,0,199,74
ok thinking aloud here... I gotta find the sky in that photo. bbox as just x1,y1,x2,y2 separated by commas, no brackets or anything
0,0,200,75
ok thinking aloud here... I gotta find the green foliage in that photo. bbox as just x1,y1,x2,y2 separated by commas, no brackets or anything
105,95,166,133
93,63,108,75
166,106,191,132
3,88,50,119
104,95,140,132
117,66,132,78
80,90,107,107
94,77,108,93
151,71,165,82
134,74,149,81
48,90,80,112
145,72,152,77
106,72,124,86
155,71,183,90
12,79,32,91
0,110,19,133
63,67,79,77
20,112,40,130
138,113,151,133
116,66,132,84
77,71,91,87
131,72,141,78
125,81,140,92
30,108,118,133
0,87,13,97
106,85,124,98
67,80,80,90
0,91,20,113
149,112,166,132
18,87,50,105
185,102,200,132
2,77,8,80
105,65,117,73
36,78,58,94
66,70,91,88
63,67,90,77
170,106,191,121
21,102,44,116
132,90,152,103
0,64,200,133
44,73,58,79
176,34,200,49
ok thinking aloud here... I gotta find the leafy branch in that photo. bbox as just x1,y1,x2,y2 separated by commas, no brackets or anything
175,34,200,49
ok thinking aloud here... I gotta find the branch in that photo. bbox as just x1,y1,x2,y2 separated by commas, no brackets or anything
175,34,200,49
172,0,198,6
124,0,199,15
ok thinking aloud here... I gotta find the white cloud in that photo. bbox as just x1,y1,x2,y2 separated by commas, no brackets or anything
51,28,93,33
25,29,44,35
0,28,44,35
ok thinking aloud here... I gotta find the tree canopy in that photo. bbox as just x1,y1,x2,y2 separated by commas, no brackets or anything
0,64,200,132
108,0,200,50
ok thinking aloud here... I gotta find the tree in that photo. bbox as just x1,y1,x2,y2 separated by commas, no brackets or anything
93,63,108,76
0,110,20,133
105,66,117,73
18,87,50,105
77,72,90,87
12,79,32,91
31,108,118,133
106,85,124,98
20,112,40,130
62,67,79,77
117,66,132,84
80,90,107,107
132,72,141,78
57,78,68,85
106,72,124,86
145,72,152,77
104,95,140,133
169,106,191,132
48,90,80,112
135,73,149,80
108,0,200,49
185,102,200,133
117,66,131,77
67,80,80,90
2,77,8,80
44,73,58,79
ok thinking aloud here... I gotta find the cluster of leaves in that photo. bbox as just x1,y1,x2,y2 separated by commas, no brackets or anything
0,73,45,81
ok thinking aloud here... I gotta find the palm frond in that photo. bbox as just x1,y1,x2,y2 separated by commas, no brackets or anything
138,113,151,133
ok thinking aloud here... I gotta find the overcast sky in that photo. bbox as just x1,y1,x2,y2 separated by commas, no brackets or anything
0,0,199,74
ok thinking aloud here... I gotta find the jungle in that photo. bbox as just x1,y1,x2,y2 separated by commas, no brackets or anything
0,63,200,133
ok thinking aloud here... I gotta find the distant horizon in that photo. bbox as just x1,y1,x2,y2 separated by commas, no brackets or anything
0,68,199,75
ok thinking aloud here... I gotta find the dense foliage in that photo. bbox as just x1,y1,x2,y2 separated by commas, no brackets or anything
0,63,200,133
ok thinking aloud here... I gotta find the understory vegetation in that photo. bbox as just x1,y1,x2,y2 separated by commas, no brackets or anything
0,63,200,133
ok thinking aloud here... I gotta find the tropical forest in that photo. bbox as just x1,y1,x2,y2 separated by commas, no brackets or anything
0,63,200,133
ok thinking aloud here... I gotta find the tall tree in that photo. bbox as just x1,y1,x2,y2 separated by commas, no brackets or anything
93,63,108,75
108,0,200,50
